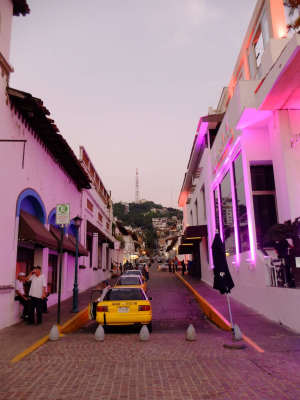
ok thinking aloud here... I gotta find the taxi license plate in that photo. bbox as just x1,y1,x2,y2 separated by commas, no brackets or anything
118,307,129,313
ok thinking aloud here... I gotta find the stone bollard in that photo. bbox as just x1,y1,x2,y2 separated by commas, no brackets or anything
49,324,60,341
139,325,150,341
186,324,196,341
95,324,105,341
233,324,243,341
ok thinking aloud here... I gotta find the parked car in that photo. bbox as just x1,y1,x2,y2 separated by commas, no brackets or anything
95,287,152,331
115,275,146,292
123,269,145,281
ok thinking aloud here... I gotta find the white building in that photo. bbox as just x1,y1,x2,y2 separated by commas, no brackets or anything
0,1,112,328
179,0,300,333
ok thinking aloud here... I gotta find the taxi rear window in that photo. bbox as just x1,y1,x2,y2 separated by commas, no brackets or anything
105,288,146,301
118,277,140,285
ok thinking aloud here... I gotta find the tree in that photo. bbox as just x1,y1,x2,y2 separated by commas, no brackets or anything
284,1,300,31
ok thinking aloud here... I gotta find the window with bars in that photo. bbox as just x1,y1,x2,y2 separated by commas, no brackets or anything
87,198,93,212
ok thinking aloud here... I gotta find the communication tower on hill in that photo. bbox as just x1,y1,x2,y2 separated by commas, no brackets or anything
135,168,139,203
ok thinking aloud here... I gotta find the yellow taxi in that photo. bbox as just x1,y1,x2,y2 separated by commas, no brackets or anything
95,286,152,331
115,275,147,292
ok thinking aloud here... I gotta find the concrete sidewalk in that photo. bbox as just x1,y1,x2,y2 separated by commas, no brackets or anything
0,283,104,363
179,273,300,356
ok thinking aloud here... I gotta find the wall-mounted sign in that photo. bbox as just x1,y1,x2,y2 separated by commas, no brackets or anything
295,257,300,269
56,203,70,226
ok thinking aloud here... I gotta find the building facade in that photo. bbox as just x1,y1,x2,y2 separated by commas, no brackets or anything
179,0,300,332
0,1,113,328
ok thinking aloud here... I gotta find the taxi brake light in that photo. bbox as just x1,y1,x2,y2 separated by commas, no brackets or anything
138,305,151,311
97,305,108,312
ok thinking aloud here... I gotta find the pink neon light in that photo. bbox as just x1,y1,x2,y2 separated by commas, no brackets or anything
217,185,224,242
212,136,255,263
230,164,240,265
241,148,256,263
213,137,241,187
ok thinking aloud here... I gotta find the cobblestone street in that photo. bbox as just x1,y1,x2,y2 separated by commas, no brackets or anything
2,269,300,400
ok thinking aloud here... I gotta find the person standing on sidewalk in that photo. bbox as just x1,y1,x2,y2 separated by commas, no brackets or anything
181,260,186,276
26,266,47,325
15,272,29,319
144,264,149,281
174,259,178,271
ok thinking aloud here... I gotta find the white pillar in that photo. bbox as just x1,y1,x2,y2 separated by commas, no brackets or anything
92,233,98,269
34,247,49,280
102,243,108,270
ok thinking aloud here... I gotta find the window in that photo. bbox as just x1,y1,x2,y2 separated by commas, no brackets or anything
190,210,193,225
98,244,102,268
213,188,220,233
118,276,141,286
105,288,146,301
220,172,235,256
251,164,277,248
98,212,103,223
86,234,93,267
233,154,250,253
249,10,269,75
87,198,93,212
254,29,264,67
284,4,300,37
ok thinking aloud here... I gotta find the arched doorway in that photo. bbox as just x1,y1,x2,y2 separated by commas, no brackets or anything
16,188,47,276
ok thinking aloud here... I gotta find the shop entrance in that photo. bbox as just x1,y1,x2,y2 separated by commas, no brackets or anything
16,245,34,276
48,254,58,294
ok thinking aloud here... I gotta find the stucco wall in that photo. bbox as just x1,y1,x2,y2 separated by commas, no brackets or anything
0,96,110,328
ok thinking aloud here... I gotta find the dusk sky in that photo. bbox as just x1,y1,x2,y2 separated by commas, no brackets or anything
10,0,256,209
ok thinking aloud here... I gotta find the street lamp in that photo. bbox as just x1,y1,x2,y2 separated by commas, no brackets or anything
72,215,82,313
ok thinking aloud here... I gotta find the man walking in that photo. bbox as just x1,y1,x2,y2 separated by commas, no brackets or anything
26,266,47,325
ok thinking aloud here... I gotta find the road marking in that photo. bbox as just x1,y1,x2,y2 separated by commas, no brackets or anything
175,272,264,353
10,334,50,364
10,307,89,364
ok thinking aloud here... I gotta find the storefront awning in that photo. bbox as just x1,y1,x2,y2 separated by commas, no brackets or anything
68,234,89,257
183,225,207,240
19,210,58,250
50,225,77,254
178,244,194,255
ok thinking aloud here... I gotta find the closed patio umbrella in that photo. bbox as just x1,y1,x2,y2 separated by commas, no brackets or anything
212,233,234,294
211,233,242,341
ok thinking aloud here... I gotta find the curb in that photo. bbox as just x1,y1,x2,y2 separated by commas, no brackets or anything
10,307,89,364
175,272,231,331
175,272,264,353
